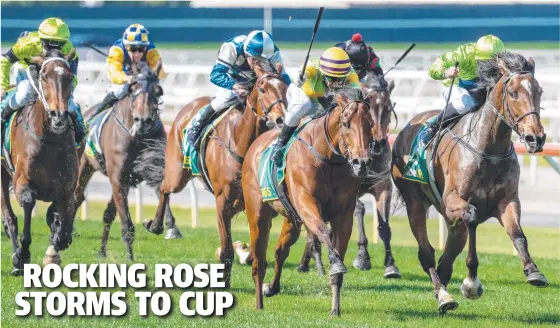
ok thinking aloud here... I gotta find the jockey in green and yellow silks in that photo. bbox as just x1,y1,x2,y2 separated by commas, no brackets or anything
0,17,86,144
419,34,506,147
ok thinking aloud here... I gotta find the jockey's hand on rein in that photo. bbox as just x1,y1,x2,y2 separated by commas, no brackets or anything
233,84,249,97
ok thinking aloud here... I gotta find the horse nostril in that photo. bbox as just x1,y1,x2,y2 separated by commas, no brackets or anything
352,158,360,166
134,117,140,123
379,139,387,147
276,117,284,126
49,110,57,118
366,158,373,167
525,135,536,144
145,117,153,125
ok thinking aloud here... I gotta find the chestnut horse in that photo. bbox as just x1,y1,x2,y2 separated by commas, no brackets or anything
1,49,79,274
297,74,402,278
70,61,165,261
392,53,548,314
242,88,374,316
143,61,288,286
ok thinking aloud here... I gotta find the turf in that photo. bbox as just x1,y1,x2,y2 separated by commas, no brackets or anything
2,201,559,327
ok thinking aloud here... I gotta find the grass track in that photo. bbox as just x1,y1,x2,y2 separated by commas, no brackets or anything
2,201,559,327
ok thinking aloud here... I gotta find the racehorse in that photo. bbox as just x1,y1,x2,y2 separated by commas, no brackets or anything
297,74,402,278
142,60,288,286
392,52,548,314
1,49,79,274
71,60,165,261
242,88,375,316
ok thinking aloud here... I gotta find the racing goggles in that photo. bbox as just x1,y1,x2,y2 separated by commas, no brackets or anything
127,45,147,53
41,39,66,50
323,75,347,86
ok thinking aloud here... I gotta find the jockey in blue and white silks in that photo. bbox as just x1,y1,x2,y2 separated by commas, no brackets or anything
186,30,291,148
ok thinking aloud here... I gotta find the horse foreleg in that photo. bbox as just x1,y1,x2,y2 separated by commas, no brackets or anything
44,196,74,266
297,230,313,273
328,209,354,317
12,181,35,276
352,198,371,270
163,189,182,239
374,183,401,278
405,195,457,314
263,216,302,298
143,186,167,235
436,223,467,287
1,168,19,255
99,198,116,258
215,194,235,288
498,198,548,287
445,192,484,300
297,231,325,275
297,194,345,277
111,182,134,261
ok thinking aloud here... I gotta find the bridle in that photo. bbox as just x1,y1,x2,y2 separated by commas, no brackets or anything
324,99,372,160
27,57,71,112
364,86,398,154
248,73,287,126
487,71,540,139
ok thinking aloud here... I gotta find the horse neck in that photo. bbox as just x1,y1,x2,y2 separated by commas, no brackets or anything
114,97,135,128
232,98,260,152
466,81,513,155
310,106,344,161
26,101,47,137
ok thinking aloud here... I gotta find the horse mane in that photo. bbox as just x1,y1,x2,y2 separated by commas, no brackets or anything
362,72,387,91
334,87,364,102
471,52,535,105
251,57,283,78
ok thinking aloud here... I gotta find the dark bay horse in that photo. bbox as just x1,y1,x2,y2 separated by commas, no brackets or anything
298,75,402,278
143,61,288,286
242,89,374,316
71,61,165,260
1,49,79,274
392,53,548,314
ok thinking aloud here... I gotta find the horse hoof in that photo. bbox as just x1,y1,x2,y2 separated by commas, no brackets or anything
262,283,280,297
438,288,459,314
316,267,326,276
383,265,402,279
10,267,24,276
297,264,310,273
460,277,483,300
164,227,183,239
143,220,163,235
43,246,62,266
329,262,348,276
527,271,548,288
352,255,371,271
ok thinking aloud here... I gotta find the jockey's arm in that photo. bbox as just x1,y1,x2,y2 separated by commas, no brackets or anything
62,41,79,88
428,44,472,81
146,47,167,81
107,46,129,85
1,49,18,92
269,49,292,85
367,45,384,76
209,42,237,90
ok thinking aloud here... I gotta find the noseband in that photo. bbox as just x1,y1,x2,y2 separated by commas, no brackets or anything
27,57,71,112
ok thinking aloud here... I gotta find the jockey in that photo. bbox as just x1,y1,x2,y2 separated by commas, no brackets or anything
334,33,384,82
420,34,506,147
271,47,361,165
0,17,85,143
185,30,291,148
88,23,165,120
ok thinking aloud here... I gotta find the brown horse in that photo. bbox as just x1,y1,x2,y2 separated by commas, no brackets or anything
70,60,165,261
392,53,548,314
1,49,79,274
297,74,402,278
142,61,288,286
242,88,374,316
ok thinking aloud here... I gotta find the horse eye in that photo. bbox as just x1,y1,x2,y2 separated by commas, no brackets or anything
509,91,518,99
259,88,265,93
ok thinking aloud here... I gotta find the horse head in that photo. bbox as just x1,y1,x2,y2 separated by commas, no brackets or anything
31,49,76,135
362,72,396,155
332,88,374,178
127,59,164,137
248,59,288,129
494,54,546,153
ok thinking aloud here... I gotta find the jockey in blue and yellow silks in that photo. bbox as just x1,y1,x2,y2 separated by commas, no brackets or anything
0,17,86,144
185,30,292,149
88,23,166,120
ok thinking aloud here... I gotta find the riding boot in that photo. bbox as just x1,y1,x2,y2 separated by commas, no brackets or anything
1,95,21,137
87,92,118,124
419,103,461,147
186,104,216,149
271,124,298,166
69,105,87,145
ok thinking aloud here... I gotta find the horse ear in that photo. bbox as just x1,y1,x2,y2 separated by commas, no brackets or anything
497,57,510,76
65,49,76,62
154,58,162,78
388,80,395,94
528,56,536,73
32,56,44,66
275,62,283,74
